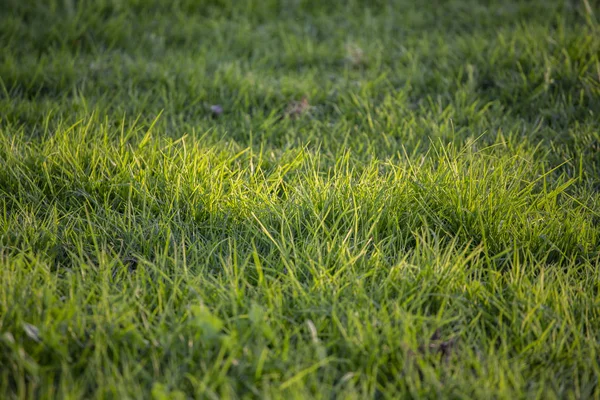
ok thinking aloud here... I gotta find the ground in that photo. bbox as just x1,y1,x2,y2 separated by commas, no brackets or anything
1,0,599,398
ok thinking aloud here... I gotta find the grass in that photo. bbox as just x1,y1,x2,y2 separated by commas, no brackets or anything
1,0,600,398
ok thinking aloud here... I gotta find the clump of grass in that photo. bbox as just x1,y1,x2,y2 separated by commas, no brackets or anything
1,0,599,398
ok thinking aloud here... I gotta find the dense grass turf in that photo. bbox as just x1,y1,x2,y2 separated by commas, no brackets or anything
1,0,600,398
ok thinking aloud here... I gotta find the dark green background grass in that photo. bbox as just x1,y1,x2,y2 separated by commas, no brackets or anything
1,0,599,398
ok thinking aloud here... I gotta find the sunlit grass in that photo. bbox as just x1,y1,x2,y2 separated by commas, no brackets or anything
1,0,599,398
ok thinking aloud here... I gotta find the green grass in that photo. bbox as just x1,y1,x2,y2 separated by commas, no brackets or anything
1,0,600,398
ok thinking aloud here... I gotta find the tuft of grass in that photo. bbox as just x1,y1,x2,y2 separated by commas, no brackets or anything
1,0,599,398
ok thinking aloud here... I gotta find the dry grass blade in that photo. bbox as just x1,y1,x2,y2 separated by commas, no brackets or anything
283,97,310,119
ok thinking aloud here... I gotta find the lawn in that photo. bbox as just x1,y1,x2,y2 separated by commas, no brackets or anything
1,0,599,398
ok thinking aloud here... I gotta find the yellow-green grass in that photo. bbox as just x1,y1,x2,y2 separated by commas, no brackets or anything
1,0,599,398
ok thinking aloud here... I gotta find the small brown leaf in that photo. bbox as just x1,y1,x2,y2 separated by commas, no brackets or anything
418,329,458,362
438,337,458,361
284,97,310,119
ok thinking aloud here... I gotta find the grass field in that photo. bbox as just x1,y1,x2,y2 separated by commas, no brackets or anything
1,0,600,398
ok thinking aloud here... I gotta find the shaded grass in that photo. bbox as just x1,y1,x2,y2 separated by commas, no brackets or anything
1,0,600,398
